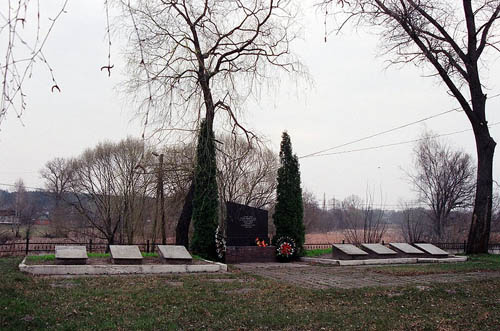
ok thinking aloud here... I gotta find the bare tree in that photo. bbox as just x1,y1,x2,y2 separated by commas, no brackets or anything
117,0,302,136
217,135,278,209
170,135,279,245
408,133,475,240
112,138,155,244
13,178,38,239
65,138,154,246
322,0,500,253
399,202,427,243
40,158,74,201
341,191,387,244
0,1,68,127
40,158,75,237
302,189,324,233
12,178,26,237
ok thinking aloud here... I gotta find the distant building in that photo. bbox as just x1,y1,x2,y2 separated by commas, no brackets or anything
34,213,51,226
0,209,20,225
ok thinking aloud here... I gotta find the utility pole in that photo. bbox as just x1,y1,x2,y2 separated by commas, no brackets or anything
153,152,166,245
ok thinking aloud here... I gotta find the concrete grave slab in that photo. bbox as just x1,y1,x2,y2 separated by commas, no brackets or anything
389,243,425,255
157,245,192,264
414,243,449,257
55,246,88,265
361,244,397,255
333,244,368,255
302,255,467,266
332,244,368,260
109,245,143,264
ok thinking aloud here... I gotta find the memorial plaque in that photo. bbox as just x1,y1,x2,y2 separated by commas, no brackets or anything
389,243,425,254
55,246,88,265
414,243,449,257
157,245,192,264
226,201,268,246
361,243,397,255
109,245,143,264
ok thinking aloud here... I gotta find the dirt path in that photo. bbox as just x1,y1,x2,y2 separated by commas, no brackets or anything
236,262,500,289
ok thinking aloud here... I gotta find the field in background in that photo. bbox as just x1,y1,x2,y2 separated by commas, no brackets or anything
306,226,403,244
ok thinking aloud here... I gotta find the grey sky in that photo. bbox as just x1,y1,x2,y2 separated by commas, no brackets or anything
1,1,500,208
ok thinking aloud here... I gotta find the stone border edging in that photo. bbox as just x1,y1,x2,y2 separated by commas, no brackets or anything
302,256,467,266
18,257,227,275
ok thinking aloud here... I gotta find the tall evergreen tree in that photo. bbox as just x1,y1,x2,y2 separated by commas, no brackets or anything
273,132,305,256
190,119,219,259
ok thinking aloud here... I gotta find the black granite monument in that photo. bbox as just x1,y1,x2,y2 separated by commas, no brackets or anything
225,201,269,246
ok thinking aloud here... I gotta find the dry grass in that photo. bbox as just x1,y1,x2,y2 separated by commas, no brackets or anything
306,226,403,244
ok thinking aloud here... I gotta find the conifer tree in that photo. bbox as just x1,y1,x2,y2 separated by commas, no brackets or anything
191,119,219,259
273,131,305,256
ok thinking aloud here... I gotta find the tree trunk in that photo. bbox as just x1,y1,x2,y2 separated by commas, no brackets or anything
467,129,496,253
175,181,195,249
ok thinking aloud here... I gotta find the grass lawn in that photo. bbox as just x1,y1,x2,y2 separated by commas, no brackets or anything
373,254,500,276
304,247,332,257
1,257,500,330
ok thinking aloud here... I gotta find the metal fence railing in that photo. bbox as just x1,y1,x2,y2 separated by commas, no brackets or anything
0,238,161,257
2,239,500,256
303,242,500,253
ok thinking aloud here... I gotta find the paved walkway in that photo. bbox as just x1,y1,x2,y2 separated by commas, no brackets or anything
236,262,500,289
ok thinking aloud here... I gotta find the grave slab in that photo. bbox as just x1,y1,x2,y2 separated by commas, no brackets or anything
157,245,192,264
333,244,368,255
332,244,368,260
55,246,88,265
109,245,143,264
414,243,449,257
389,243,425,255
361,244,397,255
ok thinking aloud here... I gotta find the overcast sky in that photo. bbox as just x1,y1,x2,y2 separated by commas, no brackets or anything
1,1,500,209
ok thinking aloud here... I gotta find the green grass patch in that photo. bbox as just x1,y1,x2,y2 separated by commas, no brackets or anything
304,247,332,257
373,254,500,276
141,252,158,258
25,254,55,262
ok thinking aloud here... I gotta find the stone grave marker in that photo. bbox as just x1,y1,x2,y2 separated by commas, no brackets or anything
389,243,425,255
226,201,268,246
361,243,397,256
414,243,449,257
332,244,368,260
157,245,192,264
55,246,88,265
109,245,143,264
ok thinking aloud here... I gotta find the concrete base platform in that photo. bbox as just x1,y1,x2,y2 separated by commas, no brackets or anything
19,258,227,275
302,255,467,266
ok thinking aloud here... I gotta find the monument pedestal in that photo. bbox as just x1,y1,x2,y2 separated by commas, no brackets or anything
225,246,276,264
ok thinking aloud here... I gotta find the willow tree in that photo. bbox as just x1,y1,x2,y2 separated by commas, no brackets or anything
0,1,68,127
322,0,500,253
118,0,301,134
118,0,301,254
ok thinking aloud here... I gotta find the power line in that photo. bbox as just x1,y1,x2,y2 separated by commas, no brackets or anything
307,121,500,158
299,93,500,159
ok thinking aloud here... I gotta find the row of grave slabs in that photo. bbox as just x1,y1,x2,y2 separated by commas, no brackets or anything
303,243,468,266
19,245,227,275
